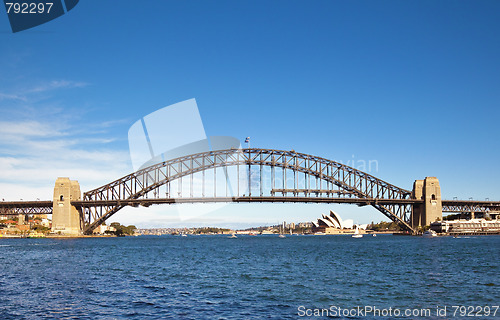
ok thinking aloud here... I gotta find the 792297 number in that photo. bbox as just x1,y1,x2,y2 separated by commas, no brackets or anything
5,2,53,14
452,306,499,317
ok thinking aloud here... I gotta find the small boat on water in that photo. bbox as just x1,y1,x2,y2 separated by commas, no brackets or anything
181,233,187,237
422,230,438,238
352,226,363,238
278,223,286,238
228,233,237,239
372,234,377,237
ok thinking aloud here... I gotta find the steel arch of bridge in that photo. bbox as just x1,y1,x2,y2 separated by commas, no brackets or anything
81,148,414,234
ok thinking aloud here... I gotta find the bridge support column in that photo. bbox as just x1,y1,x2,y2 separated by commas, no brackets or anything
52,178,83,236
411,179,424,228
17,214,25,226
411,177,442,229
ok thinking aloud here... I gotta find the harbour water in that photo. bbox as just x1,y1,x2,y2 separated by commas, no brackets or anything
0,235,498,319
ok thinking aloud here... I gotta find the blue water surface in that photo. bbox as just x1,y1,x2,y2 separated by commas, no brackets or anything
0,235,498,319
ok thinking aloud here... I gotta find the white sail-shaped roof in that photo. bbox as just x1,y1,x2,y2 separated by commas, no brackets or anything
325,213,341,228
319,216,334,227
343,219,354,229
329,210,344,229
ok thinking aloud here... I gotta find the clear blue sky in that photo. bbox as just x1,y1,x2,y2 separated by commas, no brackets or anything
1,1,499,227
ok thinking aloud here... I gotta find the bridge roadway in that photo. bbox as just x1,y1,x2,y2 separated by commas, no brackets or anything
72,197,421,207
2,198,500,214
0,200,52,215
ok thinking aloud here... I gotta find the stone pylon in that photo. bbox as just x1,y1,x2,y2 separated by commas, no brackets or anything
411,177,442,228
52,178,83,236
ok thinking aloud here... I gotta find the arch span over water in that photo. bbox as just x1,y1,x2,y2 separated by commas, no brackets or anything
81,148,414,234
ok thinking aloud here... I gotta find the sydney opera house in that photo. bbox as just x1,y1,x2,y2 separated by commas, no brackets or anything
311,210,363,234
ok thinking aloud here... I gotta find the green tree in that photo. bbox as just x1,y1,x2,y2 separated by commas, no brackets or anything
108,222,136,236
110,222,121,229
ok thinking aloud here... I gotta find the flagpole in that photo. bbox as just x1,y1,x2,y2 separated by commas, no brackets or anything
245,137,251,197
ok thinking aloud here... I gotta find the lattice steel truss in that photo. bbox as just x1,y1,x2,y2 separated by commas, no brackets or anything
0,201,52,215
81,148,415,234
442,200,500,214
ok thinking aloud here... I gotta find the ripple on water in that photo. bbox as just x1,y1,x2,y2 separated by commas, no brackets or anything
0,235,498,319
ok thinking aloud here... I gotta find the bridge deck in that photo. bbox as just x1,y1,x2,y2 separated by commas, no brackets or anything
0,200,53,215
0,200,52,207
72,197,422,207
2,198,500,216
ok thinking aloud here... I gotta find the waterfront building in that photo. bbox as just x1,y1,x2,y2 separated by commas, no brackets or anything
17,224,29,232
298,222,312,228
93,224,116,235
430,218,500,235
311,210,358,234
261,230,274,235
41,218,51,228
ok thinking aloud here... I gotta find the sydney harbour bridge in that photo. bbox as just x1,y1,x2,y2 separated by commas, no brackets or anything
1,148,499,235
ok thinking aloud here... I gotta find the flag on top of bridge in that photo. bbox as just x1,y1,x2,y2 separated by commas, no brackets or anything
245,137,250,143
